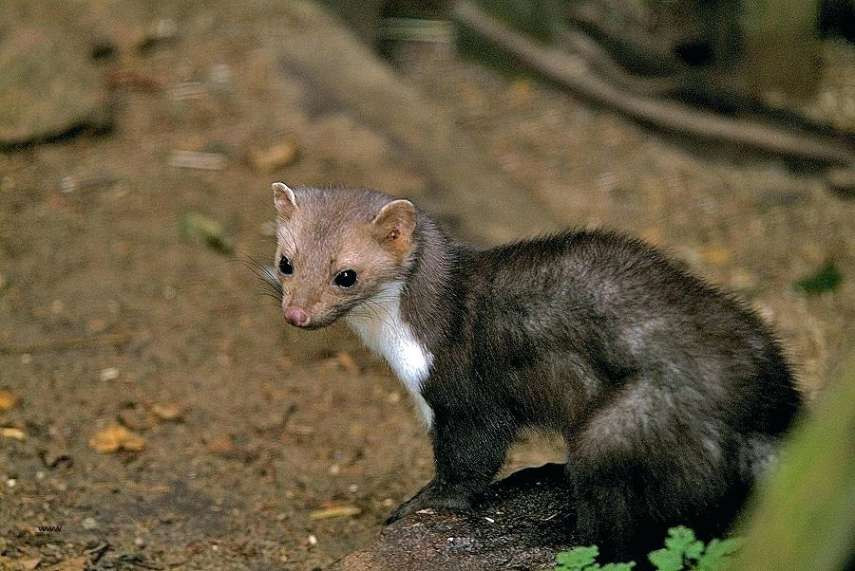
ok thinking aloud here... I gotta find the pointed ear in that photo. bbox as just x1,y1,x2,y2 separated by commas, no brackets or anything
272,182,297,219
371,199,416,256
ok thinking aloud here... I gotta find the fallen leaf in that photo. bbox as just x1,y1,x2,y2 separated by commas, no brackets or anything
335,351,360,376
0,556,41,571
1,427,26,440
88,425,145,453
46,556,87,571
309,504,362,520
205,434,235,456
86,318,108,333
117,406,155,431
151,402,183,421
508,78,532,105
699,245,731,266
0,390,17,411
180,212,233,254
39,446,73,469
248,141,299,173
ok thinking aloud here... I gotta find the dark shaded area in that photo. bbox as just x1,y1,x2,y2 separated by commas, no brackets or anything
340,464,577,571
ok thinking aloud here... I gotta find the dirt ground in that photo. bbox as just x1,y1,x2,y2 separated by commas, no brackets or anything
1,2,854,570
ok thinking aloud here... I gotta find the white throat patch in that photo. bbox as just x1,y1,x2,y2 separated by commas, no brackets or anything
345,281,434,427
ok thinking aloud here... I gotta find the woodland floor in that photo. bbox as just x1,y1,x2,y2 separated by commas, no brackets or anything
1,1,854,570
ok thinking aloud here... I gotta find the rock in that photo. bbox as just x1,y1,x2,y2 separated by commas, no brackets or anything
339,464,577,571
0,21,112,150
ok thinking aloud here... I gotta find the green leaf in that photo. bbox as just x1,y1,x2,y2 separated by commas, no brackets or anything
180,212,233,255
794,261,843,295
664,526,697,553
696,538,743,570
556,546,599,570
600,563,636,571
684,539,705,561
648,548,684,571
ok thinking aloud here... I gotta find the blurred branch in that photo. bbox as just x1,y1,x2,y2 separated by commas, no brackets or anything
555,24,850,143
454,0,855,166
556,28,682,96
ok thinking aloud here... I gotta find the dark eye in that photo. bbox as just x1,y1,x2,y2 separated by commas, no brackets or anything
278,255,293,275
334,269,357,288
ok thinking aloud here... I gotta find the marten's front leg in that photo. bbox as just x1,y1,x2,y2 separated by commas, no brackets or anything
386,405,516,523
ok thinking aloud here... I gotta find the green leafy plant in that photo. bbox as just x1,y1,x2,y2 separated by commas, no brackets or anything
794,260,843,295
554,527,742,571
554,545,634,571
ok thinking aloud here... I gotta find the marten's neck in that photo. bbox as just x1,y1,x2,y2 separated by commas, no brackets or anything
345,213,466,427
399,214,468,352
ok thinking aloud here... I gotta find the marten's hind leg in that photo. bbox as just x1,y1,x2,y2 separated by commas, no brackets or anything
566,382,737,560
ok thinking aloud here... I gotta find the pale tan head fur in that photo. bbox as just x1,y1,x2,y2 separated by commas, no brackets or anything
272,183,417,329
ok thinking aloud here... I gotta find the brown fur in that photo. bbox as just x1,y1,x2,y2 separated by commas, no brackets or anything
272,184,416,329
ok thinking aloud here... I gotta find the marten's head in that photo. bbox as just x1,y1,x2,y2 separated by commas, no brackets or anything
272,183,417,329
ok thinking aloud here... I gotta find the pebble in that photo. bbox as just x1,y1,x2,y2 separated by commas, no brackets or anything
82,517,97,530
209,64,233,91
134,536,146,547
307,534,318,547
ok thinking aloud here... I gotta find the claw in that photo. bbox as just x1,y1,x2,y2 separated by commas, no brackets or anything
385,485,474,525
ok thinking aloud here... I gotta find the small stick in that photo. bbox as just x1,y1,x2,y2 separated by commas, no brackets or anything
0,333,133,355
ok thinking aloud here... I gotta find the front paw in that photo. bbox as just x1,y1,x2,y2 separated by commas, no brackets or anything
385,485,473,524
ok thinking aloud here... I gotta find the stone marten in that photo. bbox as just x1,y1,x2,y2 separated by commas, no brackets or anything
269,182,802,558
